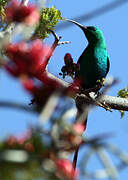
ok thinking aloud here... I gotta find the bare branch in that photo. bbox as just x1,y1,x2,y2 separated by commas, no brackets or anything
40,30,70,70
0,101,36,113
21,0,29,6
56,0,128,31
76,94,128,112
38,72,128,112
100,95,128,111
58,41,71,45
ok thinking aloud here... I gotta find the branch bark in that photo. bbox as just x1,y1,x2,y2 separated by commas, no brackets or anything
99,95,128,111
40,72,128,112
75,93,128,112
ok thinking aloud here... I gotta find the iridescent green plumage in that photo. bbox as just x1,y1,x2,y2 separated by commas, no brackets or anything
66,19,110,167
66,19,110,89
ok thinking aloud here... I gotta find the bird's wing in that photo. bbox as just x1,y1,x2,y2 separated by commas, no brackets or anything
105,56,110,76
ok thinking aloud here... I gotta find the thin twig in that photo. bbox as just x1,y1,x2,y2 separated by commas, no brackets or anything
43,30,61,66
56,0,128,31
58,41,71,45
0,101,36,113
73,147,79,169
40,29,70,71
21,0,29,6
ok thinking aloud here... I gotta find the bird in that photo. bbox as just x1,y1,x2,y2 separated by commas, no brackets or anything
66,19,110,90
66,19,110,168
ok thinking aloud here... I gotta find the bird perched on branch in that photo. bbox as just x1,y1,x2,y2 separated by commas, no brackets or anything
66,19,110,114
66,19,110,168
66,19,110,90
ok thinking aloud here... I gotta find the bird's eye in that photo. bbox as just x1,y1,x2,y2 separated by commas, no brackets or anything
87,27,96,31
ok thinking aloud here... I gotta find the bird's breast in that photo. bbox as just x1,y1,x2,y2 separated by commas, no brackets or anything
77,47,108,88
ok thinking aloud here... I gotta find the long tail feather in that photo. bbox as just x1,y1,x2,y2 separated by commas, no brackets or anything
73,106,88,169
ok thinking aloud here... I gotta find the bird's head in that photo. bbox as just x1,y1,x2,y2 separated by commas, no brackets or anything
66,19,106,46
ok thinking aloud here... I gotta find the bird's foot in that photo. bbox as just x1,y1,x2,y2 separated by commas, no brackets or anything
82,89,112,112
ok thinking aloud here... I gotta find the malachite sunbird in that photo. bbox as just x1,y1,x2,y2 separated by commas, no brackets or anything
66,19,110,128
66,19,110,168
66,19,110,90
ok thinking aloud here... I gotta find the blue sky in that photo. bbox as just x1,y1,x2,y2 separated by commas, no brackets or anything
0,0,128,179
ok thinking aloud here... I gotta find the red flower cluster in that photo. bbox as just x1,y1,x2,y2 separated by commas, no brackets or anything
22,78,56,108
5,131,34,152
56,159,79,180
59,53,80,79
5,0,40,25
5,40,50,77
73,123,86,135
64,53,73,65
59,122,85,151
70,123,86,146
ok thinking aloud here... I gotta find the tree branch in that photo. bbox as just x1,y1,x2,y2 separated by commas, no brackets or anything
75,94,128,112
38,72,128,112
99,95,128,111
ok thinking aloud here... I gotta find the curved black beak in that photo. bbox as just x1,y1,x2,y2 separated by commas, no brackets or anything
66,19,87,30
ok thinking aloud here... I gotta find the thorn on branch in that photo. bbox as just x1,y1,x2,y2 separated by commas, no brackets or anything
58,41,71,45
49,29,71,46
38,29,71,76
48,29,62,43
89,93,112,112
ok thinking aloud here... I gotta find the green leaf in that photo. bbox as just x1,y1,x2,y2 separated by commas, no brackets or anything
117,86,128,98
34,6,63,39
120,110,124,118
117,86,128,118
0,0,9,16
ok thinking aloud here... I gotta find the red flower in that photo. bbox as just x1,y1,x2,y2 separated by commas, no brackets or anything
5,40,50,77
5,135,17,146
22,78,35,92
5,0,40,25
67,123,85,146
16,129,32,145
24,142,34,152
64,53,73,65
73,123,85,135
56,159,79,180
